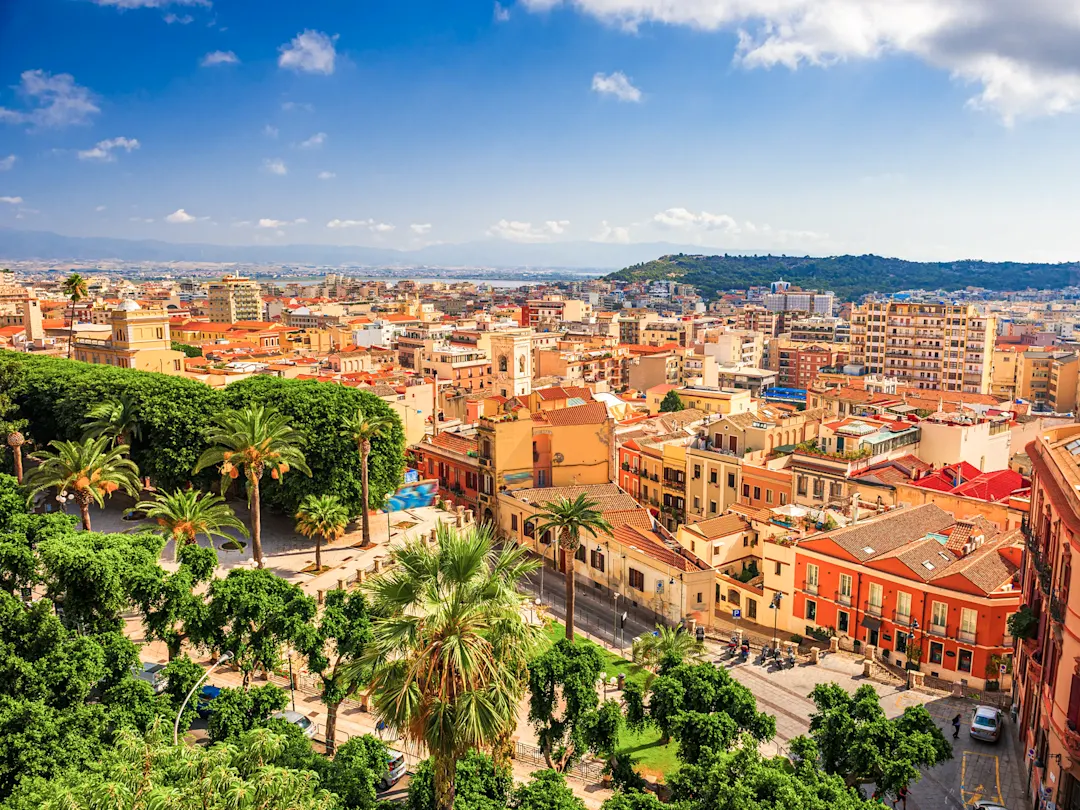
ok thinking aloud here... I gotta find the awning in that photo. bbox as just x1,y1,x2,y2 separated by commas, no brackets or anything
860,615,882,631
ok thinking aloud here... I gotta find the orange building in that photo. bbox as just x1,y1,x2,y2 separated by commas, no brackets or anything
792,503,1021,688
739,464,792,510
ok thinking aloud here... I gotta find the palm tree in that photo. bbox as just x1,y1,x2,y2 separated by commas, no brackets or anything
5,429,25,484
82,394,142,446
534,494,613,642
135,488,248,557
62,272,88,360
352,523,541,810
24,436,141,531
631,624,707,672
340,409,396,548
194,405,311,568
295,493,349,573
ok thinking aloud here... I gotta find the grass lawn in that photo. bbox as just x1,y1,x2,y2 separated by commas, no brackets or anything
538,620,681,780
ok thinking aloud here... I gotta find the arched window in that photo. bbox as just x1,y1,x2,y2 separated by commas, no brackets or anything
519,355,526,373
498,355,508,372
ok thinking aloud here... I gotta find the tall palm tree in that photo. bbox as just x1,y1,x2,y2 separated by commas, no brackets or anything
295,493,349,573
62,272,88,360
340,409,396,548
5,429,25,484
82,394,142,446
631,624,707,672
352,523,541,810
135,488,248,557
194,404,311,568
24,436,141,531
534,494,613,642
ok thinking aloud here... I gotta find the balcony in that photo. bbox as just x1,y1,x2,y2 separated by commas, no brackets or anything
893,609,911,625
665,479,686,492
1050,597,1065,626
835,590,852,607
478,457,492,467
928,623,948,638
865,601,882,618
958,629,977,644
1065,722,1080,760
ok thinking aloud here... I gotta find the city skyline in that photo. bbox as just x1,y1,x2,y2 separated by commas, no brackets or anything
3,0,1080,262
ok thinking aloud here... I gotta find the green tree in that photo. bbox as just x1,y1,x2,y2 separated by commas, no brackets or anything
195,404,311,568
207,683,290,743
527,638,612,771
359,523,540,810
511,769,585,810
631,624,706,672
136,487,248,558
161,653,206,733
303,588,373,756
24,436,141,531
0,362,28,483
806,683,951,799
198,567,317,687
407,749,512,810
341,409,396,548
296,492,349,573
82,394,142,446
1007,605,1038,640
61,272,88,360
171,340,204,358
32,724,340,810
534,494,613,641
659,390,684,412
130,541,217,660
323,735,389,810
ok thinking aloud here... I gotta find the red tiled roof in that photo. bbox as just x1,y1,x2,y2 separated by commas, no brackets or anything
531,401,608,427
428,431,478,456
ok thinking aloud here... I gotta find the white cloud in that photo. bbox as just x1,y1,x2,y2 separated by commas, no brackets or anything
263,124,279,138
281,101,314,112
201,50,239,67
77,136,140,162
653,207,740,232
317,170,336,180
231,220,251,227
129,216,154,223
0,196,23,205
95,205,106,212
592,220,631,243
164,13,192,23
647,206,826,246
256,217,306,229
372,222,395,233
326,218,394,232
494,1,511,21
91,0,209,8
410,223,432,234
263,158,287,175
0,155,14,171
165,208,200,224
0,70,100,129
591,71,642,102
299,132,326,149
525,0,1080,122
487,219,570,243
278,30,338,75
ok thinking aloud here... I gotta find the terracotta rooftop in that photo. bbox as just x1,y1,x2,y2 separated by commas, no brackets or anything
822,504,956,562
535,385,594,402
425,431,478,456
506,483,637,514
612,524,697,572
531,401,608,427
683,513,749,539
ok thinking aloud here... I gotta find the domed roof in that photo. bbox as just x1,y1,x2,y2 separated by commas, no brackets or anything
116,299,142,312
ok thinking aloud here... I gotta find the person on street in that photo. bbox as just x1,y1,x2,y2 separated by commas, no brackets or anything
952,713,961,739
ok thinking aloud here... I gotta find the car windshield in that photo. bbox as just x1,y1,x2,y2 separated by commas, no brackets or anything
296,717,312,729
389,752,405,766
975,712,997,728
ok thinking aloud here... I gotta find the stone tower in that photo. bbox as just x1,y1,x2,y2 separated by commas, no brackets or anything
489,331,533,399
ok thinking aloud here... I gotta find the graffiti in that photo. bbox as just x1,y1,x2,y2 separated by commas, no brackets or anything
503,471,533,485
383,479,438,512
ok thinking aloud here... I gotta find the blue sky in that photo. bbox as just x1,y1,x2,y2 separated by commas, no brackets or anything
2,0,1080,261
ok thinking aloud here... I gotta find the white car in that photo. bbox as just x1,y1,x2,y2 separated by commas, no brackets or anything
380,750,407,791
136,662,168,694
271,711,317,739
969,705,1004,743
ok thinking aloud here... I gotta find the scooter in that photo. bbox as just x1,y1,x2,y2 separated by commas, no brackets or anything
758,645,772,666
726,637,739,659
784,651,796,669
739,642,750,663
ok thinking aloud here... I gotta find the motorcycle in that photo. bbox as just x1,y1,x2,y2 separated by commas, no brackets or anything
739,642,750,663
726,638,739,659
785,651,796,669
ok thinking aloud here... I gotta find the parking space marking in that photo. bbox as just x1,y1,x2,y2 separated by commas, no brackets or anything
959,751,1002,806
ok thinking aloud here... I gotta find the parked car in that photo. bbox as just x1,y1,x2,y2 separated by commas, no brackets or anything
380,750,407,791
196,685,221,719
136,662,168,694
970,802,1009,810
969,705,1004,743
271,710,317,739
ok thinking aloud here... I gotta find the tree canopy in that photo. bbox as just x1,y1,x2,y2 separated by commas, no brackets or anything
659,391,684,413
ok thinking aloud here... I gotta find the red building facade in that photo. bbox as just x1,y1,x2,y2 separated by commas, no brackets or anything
410,429,481,511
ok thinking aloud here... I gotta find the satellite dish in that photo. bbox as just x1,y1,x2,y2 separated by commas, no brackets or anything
553,452,565,464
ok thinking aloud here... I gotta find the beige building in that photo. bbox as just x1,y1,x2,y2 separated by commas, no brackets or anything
675,385,754,416
72,300,185,375
207,275,261,323
704,331,764,367
850,301,995,394
917,413,1012,471
1017,350,1079,413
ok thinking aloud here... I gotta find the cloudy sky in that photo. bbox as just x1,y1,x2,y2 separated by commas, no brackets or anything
2,0,1080,260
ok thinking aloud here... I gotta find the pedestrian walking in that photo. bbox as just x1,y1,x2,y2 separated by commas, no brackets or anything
895,785,908,810
952,713,961,739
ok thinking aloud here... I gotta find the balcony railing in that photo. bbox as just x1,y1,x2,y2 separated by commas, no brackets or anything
835,590,852,607
665,479,686,491
928,622,948,638
893,610,912,626
958,629,977,644
865,601,882,618
803,580,819,596
1051,597,1066,625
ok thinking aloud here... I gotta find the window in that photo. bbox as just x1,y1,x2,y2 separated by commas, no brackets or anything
629,568,645,591
523,519,535,538
868,582,883,609
829,481,843,498
747,599,757,620
575,545,586,562
693,496,700,510
590,549,605,572
511,514,518,531
743,483,751,497
806,601,817,621
709,500,717,514
929,641,944,665
958,649,972,673
896,632,908,654
813,479,825,499
838,611,849,634
839,574,852,599
753,486,761,501
715,583,721,603
693,464,701,479
498,355,508,372
960,608,977,639
780,492,787,505
896,591,912,620
775,561,782,576
710,470,718,484
766,489,773,504
931,601,948,629
797,476,807,496
743,535,749,547
806,563,819,589
728,473,736,488
696,591,703,604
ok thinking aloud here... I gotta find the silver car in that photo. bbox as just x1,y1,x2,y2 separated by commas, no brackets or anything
271,710,317,739
969,705,1003,743
136,662,168,694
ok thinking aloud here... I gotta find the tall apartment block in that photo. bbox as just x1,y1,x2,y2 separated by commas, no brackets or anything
207,275,262,323
850,301,995,394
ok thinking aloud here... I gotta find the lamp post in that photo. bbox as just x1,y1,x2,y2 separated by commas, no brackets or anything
55,490,74,515
905,619,920,690
174,651,232,744
770,592,782,652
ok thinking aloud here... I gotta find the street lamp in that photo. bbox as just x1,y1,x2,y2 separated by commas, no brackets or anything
55,490,74,514
174,651,233,744
905,619,920,690
770,592,782,652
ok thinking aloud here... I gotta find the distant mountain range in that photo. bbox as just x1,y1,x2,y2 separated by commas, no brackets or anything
0,228,719,270
607,253,1080,300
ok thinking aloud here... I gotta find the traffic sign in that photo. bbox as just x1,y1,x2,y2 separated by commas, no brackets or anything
732,609,742,619
1000,663,1008,675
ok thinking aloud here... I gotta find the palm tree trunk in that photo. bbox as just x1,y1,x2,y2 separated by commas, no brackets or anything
67,299,75,360
11,445,21,484
315,534,323,572
250,476,263,568
564,539,576,642
77,495,92,531
360,440,372,547
325,698,339,756
434,754,456,810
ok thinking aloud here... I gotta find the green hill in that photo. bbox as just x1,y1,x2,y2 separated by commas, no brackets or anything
605,254,1079,301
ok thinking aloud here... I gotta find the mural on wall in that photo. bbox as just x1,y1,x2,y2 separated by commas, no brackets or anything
502,471,533,486
383,479,438,512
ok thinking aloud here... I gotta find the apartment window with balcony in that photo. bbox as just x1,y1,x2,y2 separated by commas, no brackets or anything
813,479,825,499
575,545,586,562
806,563,819,595
931,601,947,634
868,582,883,615
896,591,911,623
775,561,781,576
959,608,977,643
839,574,852,605
629,568,645,591
693,496,700,511
780,493,787,505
